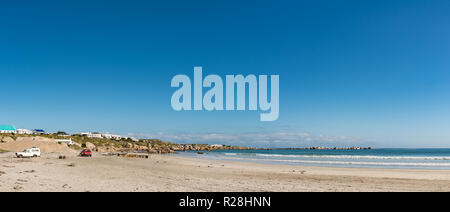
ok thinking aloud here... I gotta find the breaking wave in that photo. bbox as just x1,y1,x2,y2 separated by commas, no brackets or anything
220,156,450,167
223,153,450,161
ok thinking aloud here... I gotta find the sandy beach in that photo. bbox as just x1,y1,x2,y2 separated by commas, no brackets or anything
1,152,450,192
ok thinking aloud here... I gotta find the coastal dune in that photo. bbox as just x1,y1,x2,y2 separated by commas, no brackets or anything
1,152,450,192
0,136,75,154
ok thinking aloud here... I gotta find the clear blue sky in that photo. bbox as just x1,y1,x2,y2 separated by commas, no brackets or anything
1,0,449,147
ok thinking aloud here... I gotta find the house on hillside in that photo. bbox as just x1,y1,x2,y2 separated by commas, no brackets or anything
16,129,33,134
0,125,16,134
102,133,122,140
81,132,103,138
33,129,46,135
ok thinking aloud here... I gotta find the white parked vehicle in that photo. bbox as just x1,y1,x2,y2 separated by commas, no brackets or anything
16,147,41,158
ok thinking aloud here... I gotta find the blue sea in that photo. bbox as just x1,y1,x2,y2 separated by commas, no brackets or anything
176,148,450,169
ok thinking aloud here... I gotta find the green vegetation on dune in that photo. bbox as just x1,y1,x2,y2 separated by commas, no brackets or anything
69,134,124,148
1,133,250,153
139,139,175,148
35,134,179,151
1,133,178,150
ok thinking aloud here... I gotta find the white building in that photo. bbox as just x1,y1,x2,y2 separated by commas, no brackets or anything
88,133,102,138
0,125,16,134
81,132,103,138
16,129,33,135
32,129,46,135
210,144,224,148
102,133,122,140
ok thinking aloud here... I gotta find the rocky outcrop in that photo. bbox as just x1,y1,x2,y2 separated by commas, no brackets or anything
172,144,253,151
135,145,149,151
158,148,174,154
85,142,96,150
147,148,158,154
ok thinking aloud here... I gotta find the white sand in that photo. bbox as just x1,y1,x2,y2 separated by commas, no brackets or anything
1,151,450,192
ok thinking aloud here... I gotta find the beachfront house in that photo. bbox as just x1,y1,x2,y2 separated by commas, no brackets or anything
55,131,70,137
81,132,103,138
0,125,16,134
88,133,102,138
33,129,46,135
102,133,122,140
16,129,33,134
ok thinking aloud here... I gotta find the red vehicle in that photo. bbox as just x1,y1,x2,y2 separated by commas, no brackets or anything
79,149,92,157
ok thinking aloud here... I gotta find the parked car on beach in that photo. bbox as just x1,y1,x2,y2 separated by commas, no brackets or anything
16,147,41,158
79,149,92,157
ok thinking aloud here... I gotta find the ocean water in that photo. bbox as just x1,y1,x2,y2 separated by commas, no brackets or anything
176,148,450,169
